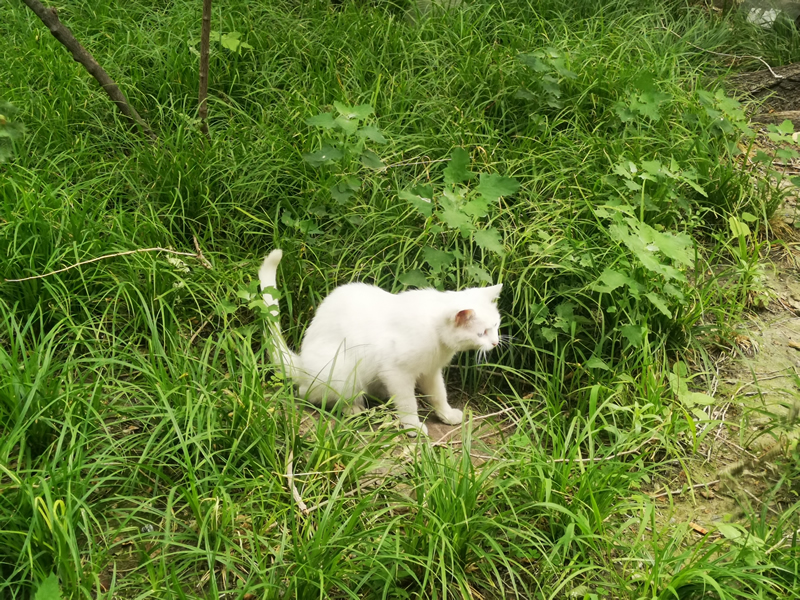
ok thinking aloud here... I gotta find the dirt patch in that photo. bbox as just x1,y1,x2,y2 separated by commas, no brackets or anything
652,235,800,531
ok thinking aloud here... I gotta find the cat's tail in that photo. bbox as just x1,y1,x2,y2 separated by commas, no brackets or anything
258,249,300,378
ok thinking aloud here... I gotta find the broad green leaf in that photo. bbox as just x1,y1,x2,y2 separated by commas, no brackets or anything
334,115,358,135
631,90,671,121
474,228,506,256
518,53,550,72
333,102,373,121
398,269,429,288
466,264,493,284
641,160,662,176
295,220,322,235
645,292,672,318
360,149,384,169
437,197,473,232
35,574,61,600
216,299,238,316
443,148,476,185
647,227,694,266
585,356,610,371
476,173,520,202
305,112,336,129
442,186,467,205
591,268,634,294
302,145,342,167
514,88,537,101
462,197,492,218
219,32,253,53
613,161,637,179
551,57,577,79
729,216,750,238
778,119,795,135
623,179,642,191
741,212,757,223
614,102,636,122
753,150,772,164
236,281,259,301
423,247,455,272
680,391,715,407
716,523,743,541
330,180,357,204
356,125,387,144
530,302,549,325
620,324,644,347
541,327,559,342
399,186,434,217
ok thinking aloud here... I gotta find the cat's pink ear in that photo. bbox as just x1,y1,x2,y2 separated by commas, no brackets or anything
455,309,474,327
484,284,503,301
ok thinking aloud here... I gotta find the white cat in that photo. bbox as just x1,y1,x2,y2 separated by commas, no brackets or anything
258,249,502,436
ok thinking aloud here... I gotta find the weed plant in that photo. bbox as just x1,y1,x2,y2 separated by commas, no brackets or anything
2,0,800,597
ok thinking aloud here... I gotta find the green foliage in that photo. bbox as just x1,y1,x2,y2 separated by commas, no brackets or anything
34,574,61,600
2,0,800,597
516,47,577,111
303,101,386,207
398,148,517,288
188,30,253,54
0,100,24,163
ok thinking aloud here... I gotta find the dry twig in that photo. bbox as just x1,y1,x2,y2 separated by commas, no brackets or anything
286,451,309,516
659,27,783,79
20,0,156,138
4,244,212,283
552,437,658,465
650,480,720,500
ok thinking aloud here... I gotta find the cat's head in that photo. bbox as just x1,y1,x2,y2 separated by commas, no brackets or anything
447,284,503,352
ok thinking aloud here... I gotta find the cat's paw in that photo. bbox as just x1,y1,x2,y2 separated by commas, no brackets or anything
402,421,428,437
437,407,463,426
345,398,366,416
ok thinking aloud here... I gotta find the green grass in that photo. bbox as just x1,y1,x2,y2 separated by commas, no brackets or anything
2,0,800,597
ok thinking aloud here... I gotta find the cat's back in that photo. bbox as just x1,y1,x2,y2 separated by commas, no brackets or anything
311,282,396,321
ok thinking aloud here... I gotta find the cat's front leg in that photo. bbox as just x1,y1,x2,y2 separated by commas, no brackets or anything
383,371,428,437
419,370,463,426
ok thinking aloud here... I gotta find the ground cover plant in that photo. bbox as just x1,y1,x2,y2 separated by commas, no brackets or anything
2,0,800,597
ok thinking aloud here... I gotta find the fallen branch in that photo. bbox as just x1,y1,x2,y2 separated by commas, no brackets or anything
4,241,212,283
650,480,720,500
20,0,156,139
659,27,783,79
552,437,658,464
430,406,517,448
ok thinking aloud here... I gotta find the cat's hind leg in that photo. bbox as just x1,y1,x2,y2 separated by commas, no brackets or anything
419,370,463,426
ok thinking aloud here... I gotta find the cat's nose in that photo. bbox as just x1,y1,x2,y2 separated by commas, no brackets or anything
491,341,498,347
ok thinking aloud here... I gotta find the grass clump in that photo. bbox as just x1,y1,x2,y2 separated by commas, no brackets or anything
2,0,800,597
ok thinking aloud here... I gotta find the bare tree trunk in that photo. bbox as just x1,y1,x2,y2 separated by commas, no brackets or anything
20,0,155,140
198,0,212,138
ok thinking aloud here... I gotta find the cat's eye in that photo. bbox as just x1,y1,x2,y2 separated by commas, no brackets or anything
478,329,489,337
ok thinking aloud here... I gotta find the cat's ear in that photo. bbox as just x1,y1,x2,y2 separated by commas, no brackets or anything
455,309,474,327
484,284,503,302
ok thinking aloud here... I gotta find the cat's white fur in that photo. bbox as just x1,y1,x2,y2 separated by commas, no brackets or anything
258,249,502,436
